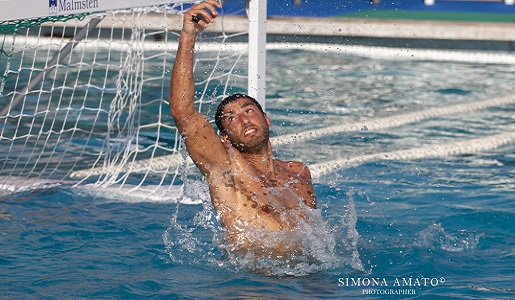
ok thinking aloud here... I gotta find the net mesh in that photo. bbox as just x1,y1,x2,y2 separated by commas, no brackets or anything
0,2,249,200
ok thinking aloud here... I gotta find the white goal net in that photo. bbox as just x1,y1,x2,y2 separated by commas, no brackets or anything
0,1,250,201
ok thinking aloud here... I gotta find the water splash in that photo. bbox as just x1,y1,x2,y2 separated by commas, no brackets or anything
162,180,365,276
162,180,222,265
340,189,365,272
414,223,484,252
217,209,346,276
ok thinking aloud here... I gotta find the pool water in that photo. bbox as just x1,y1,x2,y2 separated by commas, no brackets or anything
1,49,515,299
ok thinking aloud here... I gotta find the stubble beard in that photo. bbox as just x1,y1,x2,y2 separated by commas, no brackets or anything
229,126,270,154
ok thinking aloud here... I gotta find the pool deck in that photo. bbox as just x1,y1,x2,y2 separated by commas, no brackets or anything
219,16,515,42
146,14,515,43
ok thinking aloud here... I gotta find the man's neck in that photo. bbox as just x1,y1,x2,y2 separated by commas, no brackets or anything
240,141,277,180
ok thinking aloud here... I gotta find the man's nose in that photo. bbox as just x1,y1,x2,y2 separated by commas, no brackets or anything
240,114,250,124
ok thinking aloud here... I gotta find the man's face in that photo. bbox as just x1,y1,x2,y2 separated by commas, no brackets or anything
221,98,271,153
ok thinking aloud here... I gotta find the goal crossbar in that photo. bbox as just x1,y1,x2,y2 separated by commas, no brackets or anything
0,0,180,22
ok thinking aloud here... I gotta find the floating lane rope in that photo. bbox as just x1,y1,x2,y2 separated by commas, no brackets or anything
69,95,515,179
309,131,515,180
69,152,187,178
271,95,515,146
267,43,515,65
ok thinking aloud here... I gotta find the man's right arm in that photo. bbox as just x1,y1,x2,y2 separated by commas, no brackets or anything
169,1,227,176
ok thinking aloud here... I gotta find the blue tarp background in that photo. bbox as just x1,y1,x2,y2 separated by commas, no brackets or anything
218,0,515,17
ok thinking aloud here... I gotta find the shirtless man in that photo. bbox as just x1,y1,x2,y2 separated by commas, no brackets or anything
169,0,317,257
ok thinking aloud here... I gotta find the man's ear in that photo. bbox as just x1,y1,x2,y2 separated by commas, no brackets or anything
264,113,271,127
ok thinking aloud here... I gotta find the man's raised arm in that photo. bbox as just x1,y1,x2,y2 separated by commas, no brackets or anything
169,1,226,176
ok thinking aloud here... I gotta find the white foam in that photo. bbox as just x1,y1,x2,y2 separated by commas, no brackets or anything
0,176,195,204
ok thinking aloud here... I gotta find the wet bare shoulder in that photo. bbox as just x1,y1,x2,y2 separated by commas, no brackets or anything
278,160,312,179
276,160,317,209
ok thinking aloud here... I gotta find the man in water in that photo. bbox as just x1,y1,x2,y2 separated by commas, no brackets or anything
169,0,317,257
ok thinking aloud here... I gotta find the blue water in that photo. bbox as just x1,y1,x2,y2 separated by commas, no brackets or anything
2,49,515,299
